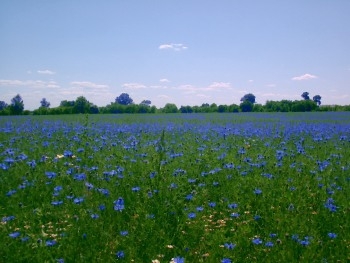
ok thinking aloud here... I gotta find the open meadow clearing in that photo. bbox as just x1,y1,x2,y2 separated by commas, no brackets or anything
0,113,349,262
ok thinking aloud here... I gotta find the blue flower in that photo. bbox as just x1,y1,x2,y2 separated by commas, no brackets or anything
224,242,236,250
188,212,196,219
73,197,84,204
173,257,185,263
120,230,128,236
228,203,238,209
9,231,20,238
254,188,262,195
114,197,125,211
252,238,262,245
6,190,17,197
196,206,204,212
230,212,240,218
208,202,216,208
265,241,274,247
2,215,15,222
328,233,337,239
45,171,57,179
131,186,140,192
51,200,63,206
299,240,310,246
73,173,86,181
116,250,125,258
46,239,57,246
91,214,99,219
221,258,232,263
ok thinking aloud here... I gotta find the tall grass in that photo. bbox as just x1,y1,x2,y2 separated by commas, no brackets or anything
0,113,349,262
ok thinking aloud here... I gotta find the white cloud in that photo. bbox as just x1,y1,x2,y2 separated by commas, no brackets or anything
208,82,231,89
122,83,147,89
0,79,60,89
157,94,170,99
248,79,254,83
159,78,170,83
37,69,55,75
265,84,276,88
292,73,317,81
70,81,108,89
159,43,188,51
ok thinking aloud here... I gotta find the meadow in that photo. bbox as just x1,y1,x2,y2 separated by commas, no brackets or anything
0,112,349,262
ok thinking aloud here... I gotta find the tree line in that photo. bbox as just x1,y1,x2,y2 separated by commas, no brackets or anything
1,92,349,115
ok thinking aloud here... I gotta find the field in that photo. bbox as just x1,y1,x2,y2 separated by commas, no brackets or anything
0,113,349,262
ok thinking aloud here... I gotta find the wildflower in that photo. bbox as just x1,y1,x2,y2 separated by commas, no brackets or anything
73,173,86,181
230,212,240,218
73,197,84,204
6,190,17,197
221,258,232,263
269,233,277,238
51,200,63,206
9,231,20,238
45,171,57,179
131,186,140,192
254,188,262,195
2,215,15,222
196,206,204,212
114,197,125,211
185,194,193,201
324,198,337,212
228,203,238,209
85,182,94,190
27,160,36,168
171,257,185,263
254,215,261,221
116,250,125,258
208,202,216,208
91,214,99,219
299,240,310,246
252,238,263,245
224,242,236,250
265,241,274,247
56,259,64,263
328,233,337,239
21,236,30,242
188,212,196,219
99,204,106,210
54,186,63,192
120,230,128,236
46,239,57,246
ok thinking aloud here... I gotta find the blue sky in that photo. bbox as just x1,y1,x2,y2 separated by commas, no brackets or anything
1,1,349,110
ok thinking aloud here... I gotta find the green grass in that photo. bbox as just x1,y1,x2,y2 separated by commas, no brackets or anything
0,113,349,262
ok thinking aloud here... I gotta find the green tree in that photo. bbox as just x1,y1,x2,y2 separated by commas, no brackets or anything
162,103,178,113
240,100,253,112
9,94,24,115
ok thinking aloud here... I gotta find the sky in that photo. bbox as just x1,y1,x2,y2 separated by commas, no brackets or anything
1,0,349,110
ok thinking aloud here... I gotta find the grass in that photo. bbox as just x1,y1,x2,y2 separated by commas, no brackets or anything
0,112,349,262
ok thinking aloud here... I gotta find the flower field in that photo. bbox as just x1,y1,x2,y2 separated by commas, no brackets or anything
1,113,349,262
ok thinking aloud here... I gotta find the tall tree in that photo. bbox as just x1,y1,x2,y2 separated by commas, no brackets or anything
0,101,8,111
240,93,256,104
140,100,151,106
301,92,310,100
313,95,322,106
240,100,254,112
115,93,133,105
9,94,24,115
40,98,51,108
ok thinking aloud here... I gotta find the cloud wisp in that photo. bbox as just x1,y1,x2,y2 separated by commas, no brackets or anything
292,73,318,81
37,70,55,75
159,43,188,51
